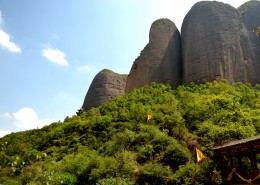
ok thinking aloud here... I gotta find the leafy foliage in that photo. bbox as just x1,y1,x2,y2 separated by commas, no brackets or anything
0,81,259,184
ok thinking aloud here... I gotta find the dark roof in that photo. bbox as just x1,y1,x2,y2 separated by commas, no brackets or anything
210,136,260,151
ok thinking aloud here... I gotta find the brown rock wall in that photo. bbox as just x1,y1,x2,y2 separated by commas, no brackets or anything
125,18,181,93
181,1,254,83
81,1,260,112
81,69,127,111
239,1,260,84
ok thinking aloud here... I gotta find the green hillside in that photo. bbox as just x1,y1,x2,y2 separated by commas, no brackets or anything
0,81,260,185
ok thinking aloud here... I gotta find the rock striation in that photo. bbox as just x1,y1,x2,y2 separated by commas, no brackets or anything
81,1,260,112
125,18,182,93
81,69,127,111
181,1,256,84
238,1,260,84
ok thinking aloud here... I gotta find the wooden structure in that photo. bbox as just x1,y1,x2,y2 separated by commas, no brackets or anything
211,136,260,184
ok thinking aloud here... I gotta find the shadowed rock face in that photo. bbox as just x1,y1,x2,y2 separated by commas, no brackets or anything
239,1,260,84
80,1,260,112
81,69,127,111
125,18,181,93
181,1,255,83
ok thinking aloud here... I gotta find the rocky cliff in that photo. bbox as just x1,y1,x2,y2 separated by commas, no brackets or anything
81,1,260,111
81,69,127,111
238,1,260,84
181,1,255,84
125,19,181,93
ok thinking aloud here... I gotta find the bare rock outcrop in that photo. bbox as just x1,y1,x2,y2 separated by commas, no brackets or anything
81,69,127,111
238,1,260,84
181,1,255,83
125,18,181,93
80,1,260,112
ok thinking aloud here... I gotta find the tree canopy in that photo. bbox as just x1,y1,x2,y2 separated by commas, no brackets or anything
0,81,259,184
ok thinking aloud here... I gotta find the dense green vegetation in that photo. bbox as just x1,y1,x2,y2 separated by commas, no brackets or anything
0,81,259,185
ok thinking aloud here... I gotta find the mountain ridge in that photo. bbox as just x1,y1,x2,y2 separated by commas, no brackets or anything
82,0,260,111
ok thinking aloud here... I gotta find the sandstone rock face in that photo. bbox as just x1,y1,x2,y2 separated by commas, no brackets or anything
181,1,255,84
81,1,260,112
238,1,260,84
82,69,127,111
125,18,181,93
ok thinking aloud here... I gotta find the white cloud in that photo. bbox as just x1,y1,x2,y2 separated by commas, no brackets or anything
1,108,56,134
0,30,22,53
0,112,12,119
77,65,96,72
0,130,11,138
13,107,56,129
0,11,21,53
42,47,68,66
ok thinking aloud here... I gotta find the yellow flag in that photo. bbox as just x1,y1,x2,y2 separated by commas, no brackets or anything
196,147,206,163
147,115,152,121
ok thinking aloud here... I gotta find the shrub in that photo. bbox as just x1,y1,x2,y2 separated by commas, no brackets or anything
97,177,134,185
136,162,173,184
162,143,191,171
54,173,78,185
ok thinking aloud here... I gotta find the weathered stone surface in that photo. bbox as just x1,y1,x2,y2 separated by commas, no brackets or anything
81,1,260,112
238,1,260,84
181,1,255,83
125,18,181,93
82,69,127,111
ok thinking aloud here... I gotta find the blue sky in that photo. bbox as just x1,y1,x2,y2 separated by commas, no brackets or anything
0,0,249,137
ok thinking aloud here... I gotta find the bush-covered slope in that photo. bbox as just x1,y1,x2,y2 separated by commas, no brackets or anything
0,81,260,184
